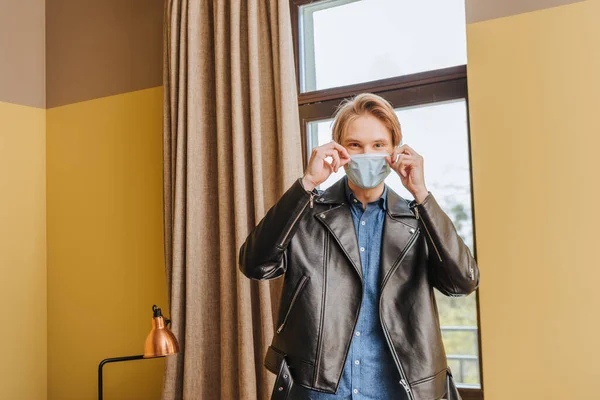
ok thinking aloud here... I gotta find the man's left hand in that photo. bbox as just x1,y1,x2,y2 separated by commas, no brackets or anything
386,144,429,204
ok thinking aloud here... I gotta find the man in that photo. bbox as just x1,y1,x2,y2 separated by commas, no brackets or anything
239,93,479,400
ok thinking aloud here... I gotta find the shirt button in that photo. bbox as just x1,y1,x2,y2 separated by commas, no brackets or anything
360,247,365,252
354,360,360,365
355,331,360,336
353,389,359,394
353,199,358,203
361,221,366,225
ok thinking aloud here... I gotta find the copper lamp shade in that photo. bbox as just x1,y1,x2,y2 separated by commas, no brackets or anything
98,305,180,399
143,305,180,358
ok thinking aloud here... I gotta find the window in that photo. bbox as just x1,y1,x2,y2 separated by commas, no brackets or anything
291,1,483,399
298,0,467,92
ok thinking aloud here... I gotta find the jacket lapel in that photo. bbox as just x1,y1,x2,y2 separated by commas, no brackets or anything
314,179,362,280
317,204,363,280
380,189,419,286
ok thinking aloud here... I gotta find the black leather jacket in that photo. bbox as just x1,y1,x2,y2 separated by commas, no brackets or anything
239,177,480,400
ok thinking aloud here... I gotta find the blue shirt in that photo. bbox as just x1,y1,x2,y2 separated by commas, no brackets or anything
293,176,405,400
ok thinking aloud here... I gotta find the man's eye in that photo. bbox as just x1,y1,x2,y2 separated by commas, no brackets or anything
348,143,359,147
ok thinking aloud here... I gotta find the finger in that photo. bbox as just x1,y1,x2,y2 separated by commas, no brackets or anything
397,144,415,156
391,148,405,164
329,141,351,160
398,158,417,167
324,160,334,174
397,158,418,170
387,148,401,164
323,150,341,172
397,154,416,162
331,151,341,172
390,153,405,175
397,144,411,156
400,159,419,177
399,144,422,159
391,154,403,168
394,154,414,167
395,156,418,177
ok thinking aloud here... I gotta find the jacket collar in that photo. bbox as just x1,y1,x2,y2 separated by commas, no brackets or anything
315,177,415,218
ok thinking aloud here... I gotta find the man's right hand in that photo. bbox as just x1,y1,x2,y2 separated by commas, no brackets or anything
302,141,351,191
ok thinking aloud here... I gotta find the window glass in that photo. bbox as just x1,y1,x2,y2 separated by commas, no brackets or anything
299,0,467,92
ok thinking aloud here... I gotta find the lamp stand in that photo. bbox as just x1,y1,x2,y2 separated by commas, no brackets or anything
98,355,164,400
97,305,178,399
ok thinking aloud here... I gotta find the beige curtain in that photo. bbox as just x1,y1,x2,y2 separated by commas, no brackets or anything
162,0,303,399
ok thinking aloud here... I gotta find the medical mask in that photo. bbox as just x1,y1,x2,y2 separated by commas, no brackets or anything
345,153,391,189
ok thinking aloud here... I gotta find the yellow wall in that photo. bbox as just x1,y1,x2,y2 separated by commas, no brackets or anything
0,102,47,399
467,1,600,398
46,87,168,400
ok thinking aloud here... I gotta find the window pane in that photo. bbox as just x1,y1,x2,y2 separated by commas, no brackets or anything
306,99,480,388
299,0,467,92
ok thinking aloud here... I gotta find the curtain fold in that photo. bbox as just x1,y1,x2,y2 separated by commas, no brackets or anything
162,0,303,398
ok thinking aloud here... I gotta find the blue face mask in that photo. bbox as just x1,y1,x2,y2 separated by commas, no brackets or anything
345,153,391,189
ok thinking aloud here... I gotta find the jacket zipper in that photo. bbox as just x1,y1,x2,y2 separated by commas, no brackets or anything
277,275,309,334
379,232,420,400
414,206,443,263
313,231,328,385
279,191,316,247
400,379,412,398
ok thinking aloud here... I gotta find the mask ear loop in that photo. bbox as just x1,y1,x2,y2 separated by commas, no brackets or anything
393,138,404,163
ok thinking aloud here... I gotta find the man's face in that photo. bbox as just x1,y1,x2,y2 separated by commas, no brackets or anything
340,114,394,157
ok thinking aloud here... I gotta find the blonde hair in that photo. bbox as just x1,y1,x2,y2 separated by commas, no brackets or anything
331,93,402,146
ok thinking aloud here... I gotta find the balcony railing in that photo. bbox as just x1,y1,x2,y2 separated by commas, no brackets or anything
440,325,480,388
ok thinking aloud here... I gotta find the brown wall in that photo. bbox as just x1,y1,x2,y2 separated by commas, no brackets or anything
466,0,585,23
46,0,163,108
0,0,46,108
0,0,162,109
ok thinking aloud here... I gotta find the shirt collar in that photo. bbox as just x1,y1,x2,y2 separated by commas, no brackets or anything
343,175,388,211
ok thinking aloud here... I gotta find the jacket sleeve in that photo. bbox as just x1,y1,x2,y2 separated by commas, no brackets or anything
409,192,480,297
238,178,317,281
